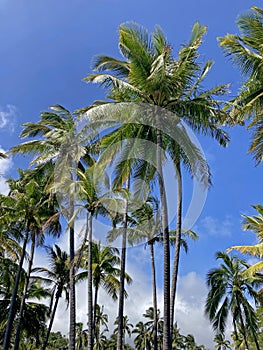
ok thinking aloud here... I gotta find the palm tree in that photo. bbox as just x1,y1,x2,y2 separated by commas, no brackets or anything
114,315,133,345
0,258,50,349
214,333,231,350
133,321,152,350
93,305,109,350
78,239,132,347
12,171,61,350
10,105,89,350
2,170,60,350
75,322,88,350
85,22,229,348
227,204,263,277
205,252,260,350
0,151,6,158
32,244,70,350
218,6,263,165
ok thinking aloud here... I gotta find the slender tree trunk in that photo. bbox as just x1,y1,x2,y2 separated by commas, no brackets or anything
14,232,36,350
238,306,249,350
42,289,61,350
170,160,182,333
87,213,93,350
93,284,98,334
93,284,99,346
69,220,76,350
149,242,158,350
156,124,171,350
252,331,260,350
117,177,130,350
3,226,30,350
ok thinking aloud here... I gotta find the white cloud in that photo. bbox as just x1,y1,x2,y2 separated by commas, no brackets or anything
0,148,13,194
0,104,17,132
199,215,234,237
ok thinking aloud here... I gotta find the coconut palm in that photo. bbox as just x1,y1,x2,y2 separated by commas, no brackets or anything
75,322,88,350
85,21,229,348
0,258,50,349
10,105,90,350
114,315,133,344
205,252,260,350
12,171,61,350
32,244,70,350
227,204,263,278
2,170,60,350
214,333,231,350
133,321,152,350
218,6,263,164
0,151,6,158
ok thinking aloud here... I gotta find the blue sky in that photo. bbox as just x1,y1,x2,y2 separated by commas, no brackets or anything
1,1,263,348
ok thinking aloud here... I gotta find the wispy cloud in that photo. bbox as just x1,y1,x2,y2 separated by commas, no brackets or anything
0,104,17,133
199,215,234,237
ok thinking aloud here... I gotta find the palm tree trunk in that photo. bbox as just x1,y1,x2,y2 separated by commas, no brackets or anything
93,284,99,345
3,225,30,350
156,124,171,350
69,221,76,350
252,331,260,350
42,288,61,350
149,242,158,350
88,213,93,350
14,232,36,350
170,161,182,333
238,306,250,350
117,176,130,350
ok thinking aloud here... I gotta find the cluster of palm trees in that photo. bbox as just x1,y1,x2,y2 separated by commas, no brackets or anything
1,4,263,350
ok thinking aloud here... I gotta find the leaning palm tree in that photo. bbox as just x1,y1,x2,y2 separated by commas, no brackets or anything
218,6,263,165
205,252,260,350
85,21,229,348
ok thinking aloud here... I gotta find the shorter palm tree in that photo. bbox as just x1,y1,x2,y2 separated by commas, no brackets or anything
114,315,133,344
214,334,231,350
32,244,70,350
205,252,260,350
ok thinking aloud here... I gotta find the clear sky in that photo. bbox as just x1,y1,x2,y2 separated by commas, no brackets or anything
1,1,263,348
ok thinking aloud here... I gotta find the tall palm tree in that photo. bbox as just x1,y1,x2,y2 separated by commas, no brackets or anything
218,6,263,165
205,252,260,350
32,244,70,350
10,105,89,350
85,22,229,349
